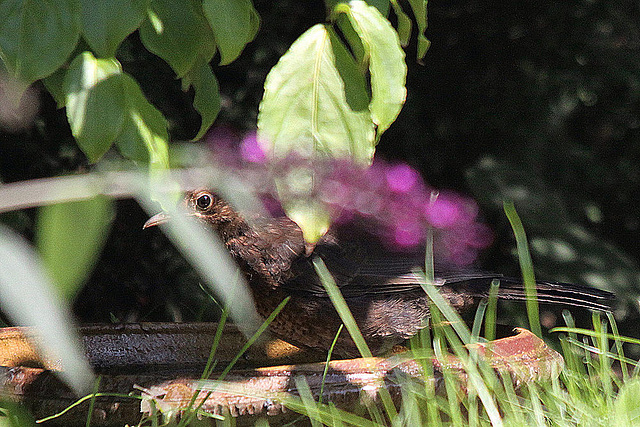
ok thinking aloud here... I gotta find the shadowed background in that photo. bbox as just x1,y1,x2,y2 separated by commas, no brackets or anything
1,0,638,338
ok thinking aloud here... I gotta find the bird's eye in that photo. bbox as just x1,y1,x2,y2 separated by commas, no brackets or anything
195,193,212,211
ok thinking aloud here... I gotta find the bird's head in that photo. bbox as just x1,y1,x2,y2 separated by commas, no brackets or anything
143,189,243,230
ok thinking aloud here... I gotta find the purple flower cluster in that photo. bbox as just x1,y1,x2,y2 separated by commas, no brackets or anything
204,127,493,266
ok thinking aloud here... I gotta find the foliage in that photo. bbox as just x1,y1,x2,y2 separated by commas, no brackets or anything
0,0,427,294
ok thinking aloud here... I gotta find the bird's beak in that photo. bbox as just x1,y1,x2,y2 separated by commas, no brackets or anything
143,212,171,229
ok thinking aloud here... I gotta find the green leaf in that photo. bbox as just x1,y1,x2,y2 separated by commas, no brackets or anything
390,0,412,46
115,73,170,171
285,200,332,246
0,0,80,88
42,67,67,108
63,51,170,167
334,13,366,70
345,0,407,136
80,0,148,57
182,58,221,140
36,197,113,300
202,0,259,65
364,0,389,16
0,224,94,395
407,0,430,60
258,23,374,163
139,0,215,76
259,24,373,243
64,52,124,163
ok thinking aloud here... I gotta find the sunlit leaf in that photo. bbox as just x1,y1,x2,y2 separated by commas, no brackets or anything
258,24,374,162
0,224,93,395
258,23,374,242
390,1,412,46
64,52,124,162
36,197,113,300
202,0,259,65
0,0,80,90
80,0,148,58
345,0,407,136
139,0,215,76
407,0,430,60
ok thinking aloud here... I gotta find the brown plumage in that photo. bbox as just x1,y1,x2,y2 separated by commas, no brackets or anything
144,190,615,357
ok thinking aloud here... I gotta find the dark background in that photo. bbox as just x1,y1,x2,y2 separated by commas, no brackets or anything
1,0,639,336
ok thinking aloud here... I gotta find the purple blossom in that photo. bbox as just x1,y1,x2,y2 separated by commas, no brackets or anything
385,163,420,193
204,128,493,266
240,132,267,163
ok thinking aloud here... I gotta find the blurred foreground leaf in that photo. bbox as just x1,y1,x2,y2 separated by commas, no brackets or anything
36,197,114,300
0,224,93,395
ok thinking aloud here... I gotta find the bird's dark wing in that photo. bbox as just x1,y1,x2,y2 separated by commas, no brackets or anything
283,234,614,312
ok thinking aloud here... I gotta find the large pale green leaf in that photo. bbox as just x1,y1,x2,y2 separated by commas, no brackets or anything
0,0,80,88
258,23,374,162
182,58,221,140
64,52,124,162
0,224,93,395
36,197,113,300
140,0,215,76
202,0,259,65
80,0,148,57
345,0,407,137
258,24,373,243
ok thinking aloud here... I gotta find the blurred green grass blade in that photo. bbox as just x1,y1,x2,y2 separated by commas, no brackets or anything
295,377,322,427
503,201,542,337
36,197,113,300
484,279,500,342
312,256,398,419
217,296,290,381
417,272,503,426
607,311,629,380
424,225,435,283
0,225,93,395
312,256,372,358
550,327,640,346
471,299,487,343
415,269,471,344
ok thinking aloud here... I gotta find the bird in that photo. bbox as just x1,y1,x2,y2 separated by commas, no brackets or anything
144,189,615,358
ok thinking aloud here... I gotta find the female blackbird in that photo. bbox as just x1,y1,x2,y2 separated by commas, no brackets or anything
144,190,614,357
